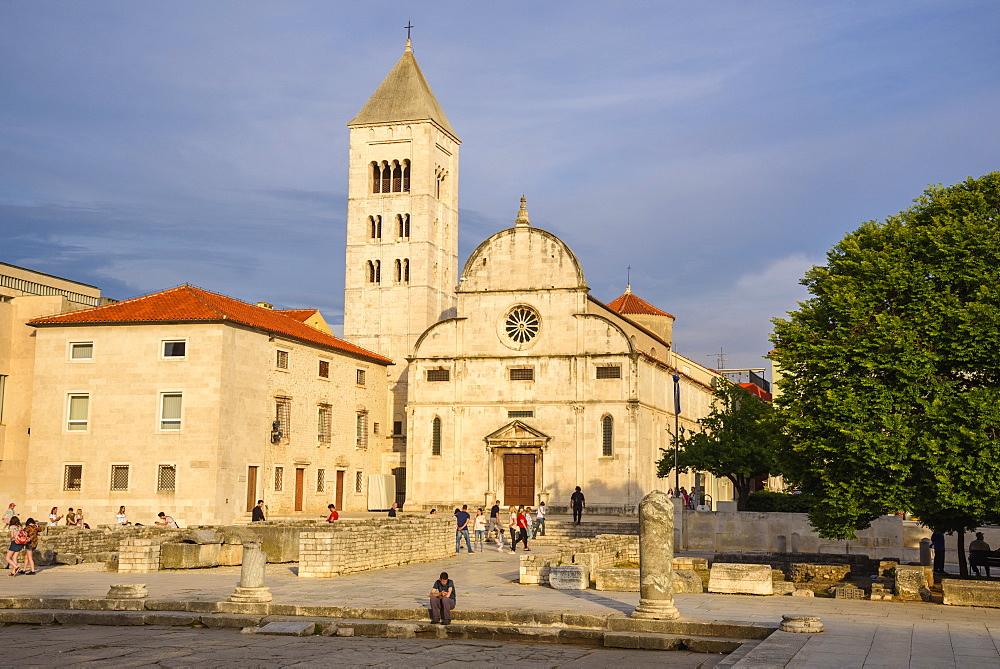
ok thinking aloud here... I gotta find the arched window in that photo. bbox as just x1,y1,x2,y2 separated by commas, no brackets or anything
394,259,402,282
392,162,402,192
396,214,404,238
367,261,376,283
601,415,613,457
403,214,410,238
374,259,381,283
369,215,382,240
371,163,381,193
432,417,441,456
381,161,391,193
402,160,410,192
403,258,409,283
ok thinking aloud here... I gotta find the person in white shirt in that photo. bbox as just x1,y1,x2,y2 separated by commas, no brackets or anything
533,501,547,538
116,506,131,526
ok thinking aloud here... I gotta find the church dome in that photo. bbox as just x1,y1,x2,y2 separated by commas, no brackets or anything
459,197,587,292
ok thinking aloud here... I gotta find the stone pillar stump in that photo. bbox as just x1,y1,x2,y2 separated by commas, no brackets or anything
631,490,680,620
230,542,272,603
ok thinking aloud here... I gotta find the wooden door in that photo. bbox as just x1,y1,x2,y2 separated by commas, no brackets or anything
294,468,304,512
246,466,258,512
336,470,345,510
503,453,535,506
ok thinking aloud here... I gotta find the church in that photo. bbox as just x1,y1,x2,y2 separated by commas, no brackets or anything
342,40,729,512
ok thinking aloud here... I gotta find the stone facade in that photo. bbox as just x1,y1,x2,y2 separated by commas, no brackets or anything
298,517,453,577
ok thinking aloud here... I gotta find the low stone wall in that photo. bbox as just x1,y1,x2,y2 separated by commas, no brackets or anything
520,535,639,586
942,579,1000,608
298,517,454,578
713,551,879,577
39,526,183,558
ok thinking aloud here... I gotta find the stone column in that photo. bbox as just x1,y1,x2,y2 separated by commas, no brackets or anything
631,490,680,620
230,542,272,603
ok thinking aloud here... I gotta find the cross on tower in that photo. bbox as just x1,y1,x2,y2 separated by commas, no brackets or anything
404,21,414,40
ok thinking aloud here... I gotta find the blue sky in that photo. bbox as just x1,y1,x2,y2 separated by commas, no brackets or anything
2,1,998,373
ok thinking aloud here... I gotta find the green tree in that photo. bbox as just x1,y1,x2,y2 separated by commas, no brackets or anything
657,381,784,510
770,172,1000,555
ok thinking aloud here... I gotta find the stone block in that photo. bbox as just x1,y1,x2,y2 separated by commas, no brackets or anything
870,584,894,601
790,563,852,582
595,568,639,591
895,566,931,601
201,613,266,629
177,529,221,545
144,612,201,626
54,611,146,626
672,569,704,593
603,631,683,650
256,621,317,636
779,615,824,633
832,585,866,599
772,581,796,595
878,560,899,576
0,611,57,624
792,588,815,597
942,579,1000,608
548,565,589,590
708,563,773,595
672,556,709,570
107,584,148,599
160,542,221,569
386,623,419,639
218,543,244,566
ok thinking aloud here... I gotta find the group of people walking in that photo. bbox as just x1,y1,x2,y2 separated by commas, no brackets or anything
454,502,547,554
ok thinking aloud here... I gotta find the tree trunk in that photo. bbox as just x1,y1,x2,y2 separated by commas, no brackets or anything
958,529,968,577
730,475,752,511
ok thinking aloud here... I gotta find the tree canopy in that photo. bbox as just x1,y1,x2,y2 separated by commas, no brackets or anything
657,381,784,510
770,172,1000,540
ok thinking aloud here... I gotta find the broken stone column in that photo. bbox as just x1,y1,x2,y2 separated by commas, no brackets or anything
230,542,272,603
780,614,824,633
107,583,148,599
631,490,680,620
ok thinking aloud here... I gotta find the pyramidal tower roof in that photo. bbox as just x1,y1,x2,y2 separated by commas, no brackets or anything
348,40,458,140
607,287,675,319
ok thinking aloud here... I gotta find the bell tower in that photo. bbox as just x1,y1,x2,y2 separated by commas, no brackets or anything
343,38,460,446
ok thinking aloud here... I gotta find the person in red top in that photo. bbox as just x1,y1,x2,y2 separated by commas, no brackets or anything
516,507,531,551
324,504,339,522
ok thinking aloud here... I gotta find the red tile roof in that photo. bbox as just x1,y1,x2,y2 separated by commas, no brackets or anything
29,285,392,365
606,290,675,319
275,308,320,322
739,383,773,402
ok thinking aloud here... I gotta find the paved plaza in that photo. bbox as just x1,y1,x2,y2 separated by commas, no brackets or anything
3,541,1000,667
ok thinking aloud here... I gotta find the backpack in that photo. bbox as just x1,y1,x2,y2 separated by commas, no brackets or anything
14,528,29,545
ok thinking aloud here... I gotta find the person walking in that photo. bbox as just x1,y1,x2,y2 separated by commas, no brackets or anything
516,506,531,551
6,515,26,576
533,501,547,538
930,530,946,574
570,486,586,524
48,507,63,529
454,505,474,553
21,518,40,575
508,505,519,553
429,571,456,625
251,500,266,522
3,503,15,526
488,500,501,539
473,508,487,551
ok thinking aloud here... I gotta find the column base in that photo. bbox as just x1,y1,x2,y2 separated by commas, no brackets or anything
630,598,680,620
230,586,273,603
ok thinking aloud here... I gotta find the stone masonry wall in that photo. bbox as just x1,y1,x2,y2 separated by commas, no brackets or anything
39,525,183,556
118,539,162,573
520,534,639,586
299,517,453,577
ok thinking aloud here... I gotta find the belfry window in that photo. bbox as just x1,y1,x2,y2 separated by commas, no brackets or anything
403,259,409,283
394,259,402,282
367,260,381,283
371,160,411,194
396,213,410,239
369,215,382,240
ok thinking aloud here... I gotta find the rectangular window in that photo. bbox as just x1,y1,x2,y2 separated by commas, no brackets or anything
318,404,332,444
274,466,284,492
508,410,534,418
0,374,6,424
356,412,368,449
509,368,534,381
157,465,177,492
373,422,380,435
160,393,182,430
393,421,403,436
426,369,450,381
276,349,289,369
67,394,89,431
63,464,83,491
70,342,94,360
597,365,622,379
355,471,363,493
275,397,291,441
162,340,186,358
318,360,330,378
356,369,366,386
110,465,130,491
317,468,326,493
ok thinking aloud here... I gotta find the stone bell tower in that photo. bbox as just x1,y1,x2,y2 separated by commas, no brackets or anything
343,38,460,448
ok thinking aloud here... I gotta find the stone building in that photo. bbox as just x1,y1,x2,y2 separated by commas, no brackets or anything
25,285,392,525
0,262,109,500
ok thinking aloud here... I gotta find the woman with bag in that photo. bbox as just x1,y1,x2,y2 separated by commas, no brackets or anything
6,515,26,576
516,506,531,551
21,518,39,575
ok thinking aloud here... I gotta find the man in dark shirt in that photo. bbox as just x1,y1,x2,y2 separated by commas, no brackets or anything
930,531,946,573
489,500,501,539
455,505,473,553
251,500,266,522
429,571,456,624
570,486,586,524
388,503,398,517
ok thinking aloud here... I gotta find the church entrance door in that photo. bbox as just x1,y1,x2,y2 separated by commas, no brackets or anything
503,453,535,506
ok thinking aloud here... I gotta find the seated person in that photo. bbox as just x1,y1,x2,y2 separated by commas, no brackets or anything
429,571,456,625
323,504,338,522
969,532,993,577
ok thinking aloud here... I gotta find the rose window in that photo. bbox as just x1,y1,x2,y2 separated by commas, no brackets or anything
505,307,540,344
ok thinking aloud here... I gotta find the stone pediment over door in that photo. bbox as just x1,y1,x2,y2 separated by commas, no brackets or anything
484,420,552,450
